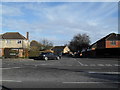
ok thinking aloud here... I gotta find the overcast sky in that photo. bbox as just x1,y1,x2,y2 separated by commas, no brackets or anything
0,2,118,46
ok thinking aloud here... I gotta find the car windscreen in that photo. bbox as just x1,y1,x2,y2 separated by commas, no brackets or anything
40,52,53,55
40,53,48,55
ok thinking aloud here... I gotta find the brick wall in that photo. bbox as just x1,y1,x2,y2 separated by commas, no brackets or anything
106,41,120,48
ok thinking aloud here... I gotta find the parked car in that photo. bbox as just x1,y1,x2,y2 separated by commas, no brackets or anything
72,52,81,58
36,52,61,61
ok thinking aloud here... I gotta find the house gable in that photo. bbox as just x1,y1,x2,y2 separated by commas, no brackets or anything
0,32,29,49
52,46,70,54
105,33,120,48
0,32,29,58
0,32,26,39
105,33,120,41
63,46,70,53
90,33,120,49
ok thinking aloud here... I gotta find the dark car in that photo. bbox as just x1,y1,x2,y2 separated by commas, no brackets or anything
72,52,81,58
37,52,61,61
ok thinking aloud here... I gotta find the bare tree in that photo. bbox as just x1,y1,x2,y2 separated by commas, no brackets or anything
69,33,90,52
40,39,53,50
41,39,53,46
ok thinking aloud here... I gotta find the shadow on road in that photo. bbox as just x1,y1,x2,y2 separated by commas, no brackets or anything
87,73,119,82
1,85,12,90
38,66,119,82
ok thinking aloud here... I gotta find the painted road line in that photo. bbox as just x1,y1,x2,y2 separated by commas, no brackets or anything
74,59,84,66
105,64,112,66
0,67,21,69
97,64,104,66
90,64,96,66
62,82,120,84
12,67,21,69
83,64,88,66
88,71,120,74
40,64,48,65
114,64,120,66
0,80,22,82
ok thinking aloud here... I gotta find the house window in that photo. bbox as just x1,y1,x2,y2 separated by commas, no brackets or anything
111,41,116,45
17,40,22,44
6,40,11,44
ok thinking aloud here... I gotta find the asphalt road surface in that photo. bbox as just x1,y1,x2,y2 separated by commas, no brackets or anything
1,57,120,89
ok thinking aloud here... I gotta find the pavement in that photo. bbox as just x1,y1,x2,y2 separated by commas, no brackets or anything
0,57,120,89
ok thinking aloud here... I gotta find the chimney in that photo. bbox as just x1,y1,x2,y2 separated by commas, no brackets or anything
26,32,29,40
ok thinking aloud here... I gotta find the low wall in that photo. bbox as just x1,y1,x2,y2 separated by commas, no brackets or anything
82,48,120,58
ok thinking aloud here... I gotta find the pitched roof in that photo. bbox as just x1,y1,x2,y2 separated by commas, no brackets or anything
106,33,120,40
90,33,120,47
0,32,26,39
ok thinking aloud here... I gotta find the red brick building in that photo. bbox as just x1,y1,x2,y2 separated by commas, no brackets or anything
82,33,120,58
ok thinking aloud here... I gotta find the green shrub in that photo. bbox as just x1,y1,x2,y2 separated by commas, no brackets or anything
29,50,40,57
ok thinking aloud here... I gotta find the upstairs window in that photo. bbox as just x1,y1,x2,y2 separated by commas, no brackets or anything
6,40,11,44
17,40,22,44
110,41,116,45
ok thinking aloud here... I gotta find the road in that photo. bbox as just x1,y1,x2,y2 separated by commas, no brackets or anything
1,57,120,89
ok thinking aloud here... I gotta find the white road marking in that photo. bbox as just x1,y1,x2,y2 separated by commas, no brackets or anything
74,59,84,66
0,67,21,69
40,64,48,65
0,80,22,82
90,64,96,66
83,64,88,66
105,64,112,66
114,64,120,66
97,64,104,66
12,67,21,69
88,71,120,74
62,82,120,84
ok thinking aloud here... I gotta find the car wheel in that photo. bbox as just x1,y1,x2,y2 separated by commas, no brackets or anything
44,57,48,61
56,56,60,60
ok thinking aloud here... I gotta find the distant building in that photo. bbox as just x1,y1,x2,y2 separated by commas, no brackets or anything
0,32,30,58
51,46,70,55
82,33,120,58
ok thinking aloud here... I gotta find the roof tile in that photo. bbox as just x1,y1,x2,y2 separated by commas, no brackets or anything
0,32,26,39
